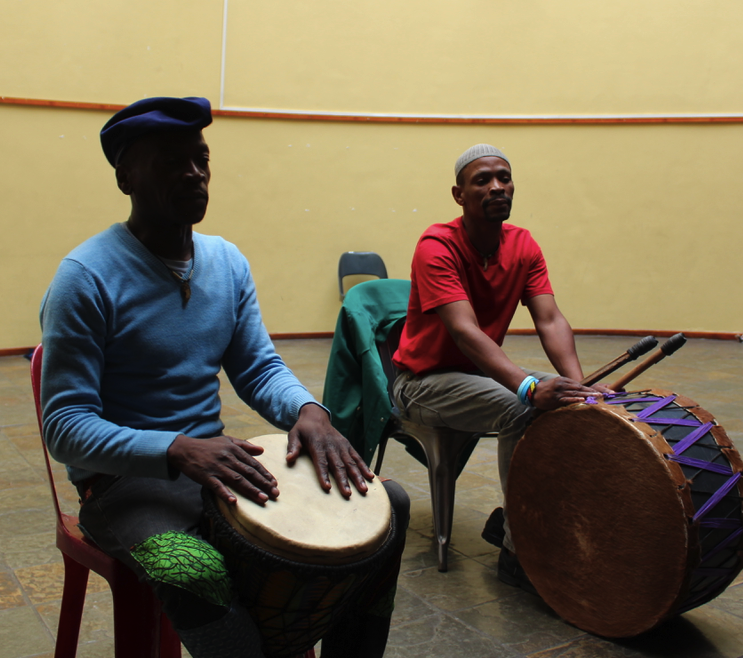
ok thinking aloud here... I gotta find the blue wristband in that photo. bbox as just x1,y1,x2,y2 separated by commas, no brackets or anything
517,376,539,407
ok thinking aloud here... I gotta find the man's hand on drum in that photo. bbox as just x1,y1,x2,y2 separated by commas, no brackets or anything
167,434,280,506
286,402,375,499
533,377,612,411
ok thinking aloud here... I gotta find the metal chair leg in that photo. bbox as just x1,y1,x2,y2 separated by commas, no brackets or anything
395,419,480,572
374,434,390,476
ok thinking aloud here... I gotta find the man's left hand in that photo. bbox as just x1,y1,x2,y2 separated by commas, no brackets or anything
286,403,374,498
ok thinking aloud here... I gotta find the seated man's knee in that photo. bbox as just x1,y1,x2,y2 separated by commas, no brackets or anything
131,530,233,609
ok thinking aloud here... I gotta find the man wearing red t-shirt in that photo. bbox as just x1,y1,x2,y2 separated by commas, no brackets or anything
392,144,607,593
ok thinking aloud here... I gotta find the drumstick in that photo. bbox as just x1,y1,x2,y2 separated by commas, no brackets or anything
610,333,687,391
581,336,658,387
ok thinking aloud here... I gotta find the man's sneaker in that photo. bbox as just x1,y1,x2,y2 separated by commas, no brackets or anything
481,507,505,548
497,549,538,596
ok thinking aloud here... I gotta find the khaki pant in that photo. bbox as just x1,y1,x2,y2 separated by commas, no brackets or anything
393,368,555,552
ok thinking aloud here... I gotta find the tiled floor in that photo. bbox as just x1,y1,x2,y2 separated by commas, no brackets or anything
1,335,742,658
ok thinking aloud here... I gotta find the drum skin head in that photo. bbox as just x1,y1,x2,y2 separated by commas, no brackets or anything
217,434,392,565
508,404,689,638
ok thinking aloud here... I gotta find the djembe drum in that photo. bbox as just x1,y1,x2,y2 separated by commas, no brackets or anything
201,434,397,657
507,389,743,638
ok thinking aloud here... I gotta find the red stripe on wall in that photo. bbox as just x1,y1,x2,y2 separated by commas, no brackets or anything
3,96,743,125
4,329,739,356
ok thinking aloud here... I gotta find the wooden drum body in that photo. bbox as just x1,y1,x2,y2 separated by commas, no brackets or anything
202,434,396,657
507,390,743,638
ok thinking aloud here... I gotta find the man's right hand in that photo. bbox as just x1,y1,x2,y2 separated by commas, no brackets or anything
167,434,279,506
532,377,598,411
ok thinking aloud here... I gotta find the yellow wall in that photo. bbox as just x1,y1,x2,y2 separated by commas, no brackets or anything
224,0,743,115
0,0,223,104
4,0,740,114
1,0,742,348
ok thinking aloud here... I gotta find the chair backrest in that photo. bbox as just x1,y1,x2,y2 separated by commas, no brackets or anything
376,317,406,404
338,251,388,300
30,344,64,521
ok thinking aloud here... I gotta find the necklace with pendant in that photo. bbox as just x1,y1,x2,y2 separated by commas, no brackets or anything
482,247,498,271
168,246,195,307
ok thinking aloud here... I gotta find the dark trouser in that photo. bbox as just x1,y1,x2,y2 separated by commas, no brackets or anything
78,473,409,658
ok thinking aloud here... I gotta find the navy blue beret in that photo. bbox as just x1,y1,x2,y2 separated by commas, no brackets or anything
100,96,212,167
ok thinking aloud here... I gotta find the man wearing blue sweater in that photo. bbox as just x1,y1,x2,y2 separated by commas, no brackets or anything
40,97,408,658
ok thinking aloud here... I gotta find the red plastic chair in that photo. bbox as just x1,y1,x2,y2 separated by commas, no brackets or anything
31,344,182,658
31,345,316,658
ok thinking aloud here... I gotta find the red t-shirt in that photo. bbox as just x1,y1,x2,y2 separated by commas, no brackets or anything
393,217,553,375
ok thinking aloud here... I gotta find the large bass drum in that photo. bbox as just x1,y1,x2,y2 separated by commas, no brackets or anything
507,390,743,638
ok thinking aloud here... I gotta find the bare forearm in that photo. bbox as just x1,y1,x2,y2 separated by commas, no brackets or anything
536,314,583,381
438,299,595,411
451,325,527,393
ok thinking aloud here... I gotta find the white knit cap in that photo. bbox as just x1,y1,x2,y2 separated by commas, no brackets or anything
455,144,510,178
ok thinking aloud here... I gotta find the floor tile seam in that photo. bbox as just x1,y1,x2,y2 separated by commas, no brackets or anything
30,599,60,647
445,544,498,563
0,438,29,462
0,470,53,485
3,557,64,574
390,585,442,624
398,561,469,575
520,634,596,657
0,503,55,517
0,446,46,474
433,588,532,617
3,566,44,613
389,481,431,496
0,503,56,516
450,480,502,492
1,561,18,577
469,552,500,572
25,460,57,484
459,471,501,484
0,444,47,461
396,564,521,608
392,602,529,656
459,599,596,657
0,469,48,487
0,420,38,430
401,525,437,542
705,599,743,620
399,560,461,577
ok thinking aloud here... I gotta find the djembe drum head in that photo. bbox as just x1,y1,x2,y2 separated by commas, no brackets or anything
202,434,396,657
217,434,391,565
507,390,743,638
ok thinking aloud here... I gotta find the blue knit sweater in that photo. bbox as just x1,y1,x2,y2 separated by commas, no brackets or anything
40,223,316,483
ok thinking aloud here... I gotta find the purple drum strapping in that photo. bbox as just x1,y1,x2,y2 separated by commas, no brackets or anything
670,422,714,455
602,391,743,616
635,395,677,419
603,395,663,405
634,417,702,427
666,453,732,475
700,518,742,529
602,392,629,400
701,527,743,563
693,472,742,522
580,392,742,613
